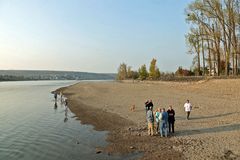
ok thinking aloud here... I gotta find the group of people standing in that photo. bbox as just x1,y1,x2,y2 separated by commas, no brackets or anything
145,99,192,137
54,91,68,105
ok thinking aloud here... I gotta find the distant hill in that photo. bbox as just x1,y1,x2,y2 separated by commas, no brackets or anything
0,70,116,81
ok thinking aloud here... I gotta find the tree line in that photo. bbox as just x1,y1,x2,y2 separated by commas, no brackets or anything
117,60,201,81
117,58,161,80
186,0,240,76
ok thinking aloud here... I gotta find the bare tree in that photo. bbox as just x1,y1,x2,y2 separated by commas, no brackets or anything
186,0,240,76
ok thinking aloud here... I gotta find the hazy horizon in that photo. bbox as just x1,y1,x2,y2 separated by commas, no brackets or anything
0,0,193,73
0,69,116,74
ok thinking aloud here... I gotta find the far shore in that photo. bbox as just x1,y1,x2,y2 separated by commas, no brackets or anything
57,79,240,160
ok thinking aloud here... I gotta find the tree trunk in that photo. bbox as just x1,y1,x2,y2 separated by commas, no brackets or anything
213,22,221,76
231,3,238,75
211,41,216,76
197,39,201,76
235,54,238,75
223,16,230,76
207,36,212,76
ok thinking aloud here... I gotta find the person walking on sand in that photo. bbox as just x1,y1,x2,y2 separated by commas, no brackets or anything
155,108,160,134
184,100,192,120
146,106,154,136
167,105,175,134
159,108,168,137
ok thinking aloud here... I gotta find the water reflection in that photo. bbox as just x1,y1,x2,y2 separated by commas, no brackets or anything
54,102,58,110
64,99,68,122
64,104,68,123
53,93,69,122
60,91,64,104
54,92,57,103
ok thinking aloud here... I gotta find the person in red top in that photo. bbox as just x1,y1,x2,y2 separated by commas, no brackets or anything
167,105,175,134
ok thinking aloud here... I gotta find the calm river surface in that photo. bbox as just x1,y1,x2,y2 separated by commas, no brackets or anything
0,81,139,160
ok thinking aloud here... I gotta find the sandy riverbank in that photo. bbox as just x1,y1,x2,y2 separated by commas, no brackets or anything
58,79,240,160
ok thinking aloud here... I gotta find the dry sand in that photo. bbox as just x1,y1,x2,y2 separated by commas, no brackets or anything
58,79,240,160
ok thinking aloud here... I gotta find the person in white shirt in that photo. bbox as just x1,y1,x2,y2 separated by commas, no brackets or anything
184,100,192,120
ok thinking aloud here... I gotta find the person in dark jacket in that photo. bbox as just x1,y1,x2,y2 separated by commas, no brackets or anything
145,99,154,112
167,105,175,133
147,99,154,111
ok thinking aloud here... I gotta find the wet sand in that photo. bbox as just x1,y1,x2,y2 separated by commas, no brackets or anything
58,79,240,160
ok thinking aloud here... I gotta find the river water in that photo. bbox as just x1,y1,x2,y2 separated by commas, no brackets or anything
0,81,139,160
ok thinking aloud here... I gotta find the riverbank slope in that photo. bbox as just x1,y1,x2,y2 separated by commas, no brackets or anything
59,79,240,160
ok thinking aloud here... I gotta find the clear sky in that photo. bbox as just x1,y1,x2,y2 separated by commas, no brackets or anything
0,0,193,73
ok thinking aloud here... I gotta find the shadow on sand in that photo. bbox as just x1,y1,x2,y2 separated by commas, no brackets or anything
177,123,240,136
190,112,239,120
176,112,239,121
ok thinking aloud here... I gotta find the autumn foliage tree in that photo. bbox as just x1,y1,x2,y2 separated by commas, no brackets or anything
117,58,161,80
175,66,194,76
149,58,161,80
117,63,127,80
155,68,161,79
138,64,148,80
117,63,139,80
127,66,133,79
